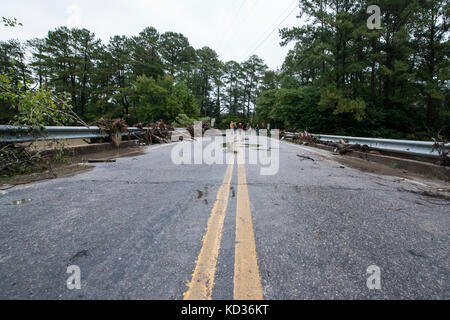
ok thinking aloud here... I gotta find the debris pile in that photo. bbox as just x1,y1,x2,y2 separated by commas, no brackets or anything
290,131,322,145
91,118,128,147
1,144,36,176
0,143,54,176
323,141,371,155
134,121,174,144
187,121,210,138
290,131,372,155
431,133,450,166
299,131,322,144
91,118,128,133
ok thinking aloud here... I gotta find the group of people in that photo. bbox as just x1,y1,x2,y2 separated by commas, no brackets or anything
229,122,261,136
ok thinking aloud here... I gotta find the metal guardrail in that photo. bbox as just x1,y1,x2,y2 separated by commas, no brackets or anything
0,125,145,143
285,132,449,158
1,125,448,158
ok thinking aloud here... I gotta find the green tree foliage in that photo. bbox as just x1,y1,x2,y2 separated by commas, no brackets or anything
0,23,266,127
93,35,134,121
2,17,22,28
0,74,75,127
0,18,86,177
192,47,221,117
132,27,164,79
172,113,197,127
3,3,445,139
134,75,200,123
27,38,49,87
412,0,449,130
271,0,449,139
170,81,200,119
134,75,170,123
224,61,245,116
40,27,102,118
159,32,192,77
256,86,327,131
0,39,30,88
241,55,268,116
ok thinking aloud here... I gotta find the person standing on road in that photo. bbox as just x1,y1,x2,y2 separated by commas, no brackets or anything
256,125,260,136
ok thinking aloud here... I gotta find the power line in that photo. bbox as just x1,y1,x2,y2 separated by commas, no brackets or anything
220,0,262,55
234,0,260,33
244,1,297,59
218,0,249,52
222,0,261,56
243,0,298,60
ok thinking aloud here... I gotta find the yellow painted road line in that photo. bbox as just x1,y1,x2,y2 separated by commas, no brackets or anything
233,138,263,300
184,143,235,300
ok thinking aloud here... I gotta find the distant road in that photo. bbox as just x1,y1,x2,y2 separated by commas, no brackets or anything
0,134,448,299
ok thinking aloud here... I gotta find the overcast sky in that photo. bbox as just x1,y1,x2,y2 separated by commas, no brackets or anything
1,0,303,70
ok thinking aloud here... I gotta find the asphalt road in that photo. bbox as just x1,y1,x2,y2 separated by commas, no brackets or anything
0,134,448,299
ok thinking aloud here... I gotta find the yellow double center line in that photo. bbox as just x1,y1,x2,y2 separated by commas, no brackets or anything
184,138,263,300
183,145,235,300
234,162,263,300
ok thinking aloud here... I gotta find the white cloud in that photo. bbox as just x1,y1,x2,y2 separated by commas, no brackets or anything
0,0,301,69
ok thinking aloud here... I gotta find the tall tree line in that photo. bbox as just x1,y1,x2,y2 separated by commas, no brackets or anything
0,26,269,127
257,0,449,139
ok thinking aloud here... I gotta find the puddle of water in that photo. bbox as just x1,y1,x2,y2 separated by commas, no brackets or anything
9,199,32,205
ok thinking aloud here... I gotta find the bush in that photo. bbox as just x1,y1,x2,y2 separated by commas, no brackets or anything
172,113,197,127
